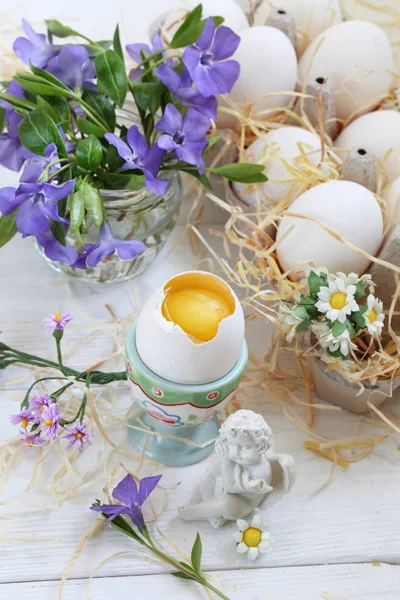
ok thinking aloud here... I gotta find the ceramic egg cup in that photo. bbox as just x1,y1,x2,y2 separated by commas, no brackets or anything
125,320,248,466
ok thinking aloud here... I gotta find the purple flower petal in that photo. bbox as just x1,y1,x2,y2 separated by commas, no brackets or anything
155,103,183,136
13,37,35,65
42,180,75,202
182,45,201,83
40,199,68,224
176,142,206,166
105,133,133,162
127,126,148,162
90,504,129,522
16,201,49,235
142,170,170,196
0,135,27,172
20,161,45,183
0,187,20,216
115,238,147,260
211,26,240,61
196,17,215,50
112,474,139,508
156,134,178,153
22,18,46,45
182,108,210,141
39,236,79,265
138,474,162,503
156,64,181,93
126,42,151,63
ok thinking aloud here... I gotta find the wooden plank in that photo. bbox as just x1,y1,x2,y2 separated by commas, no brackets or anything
1,563,400,599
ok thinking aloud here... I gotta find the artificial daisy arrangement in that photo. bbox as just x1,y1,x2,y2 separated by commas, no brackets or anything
5,311,127,448
278,269,385,364
234,514,273,562
0,5,267,269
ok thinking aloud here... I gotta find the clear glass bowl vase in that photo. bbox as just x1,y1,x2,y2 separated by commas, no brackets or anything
36,173,182,284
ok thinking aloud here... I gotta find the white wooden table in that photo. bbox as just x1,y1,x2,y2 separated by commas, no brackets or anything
1,1,400,598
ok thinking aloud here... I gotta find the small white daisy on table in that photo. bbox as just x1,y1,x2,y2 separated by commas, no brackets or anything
233,515,273,561
315,275,359,323
364,294,385,337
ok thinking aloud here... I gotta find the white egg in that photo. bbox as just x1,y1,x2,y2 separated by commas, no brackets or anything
336,111,400,185
232,126,323,205
136,271,245,385
298,21,395,124
255,0,343,55
148,0,248,43
218,26,297,127
383,176,400,225
276,180,383,278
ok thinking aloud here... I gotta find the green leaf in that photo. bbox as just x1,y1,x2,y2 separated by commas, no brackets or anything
293,305,309,320
45,19,79,38
50,220,66,247
14,73,72,98
331,320,347,337
69,189,85,234
133,82,165,114
352,304,368,329
208,163,268,184
95,49,128,107
98,171,145,191
113,24,123,60
170,572,194,580
36,96,70,130
81,181,103,227
212,16,224,27
191,533,202,575
18,107,67,158
87,40,113,57
354,281,366,301
170,4,203,49
308,271,326,296
106,144,123,171
188,169,214,191
82,90,116,130
107,514,146,546
30,65,71,91
295,318,311,332
204,135,222,153
0,212,17,247
0,90,36,111
76,135,103,170
76,116,106,138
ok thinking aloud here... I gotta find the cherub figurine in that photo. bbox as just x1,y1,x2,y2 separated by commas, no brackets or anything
178,410,295,528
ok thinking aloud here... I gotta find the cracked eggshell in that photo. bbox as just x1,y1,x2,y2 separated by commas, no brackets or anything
232,126,323,205
136,272,245,385
336,111,400,185
255,0,343,55
298,21,395,123
276,180,383,279
217,26,297,128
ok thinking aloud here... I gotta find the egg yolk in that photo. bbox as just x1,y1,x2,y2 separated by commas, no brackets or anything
330,292,347,310
162,273,234,342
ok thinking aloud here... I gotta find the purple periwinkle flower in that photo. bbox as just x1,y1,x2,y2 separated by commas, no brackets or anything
64,420,93,452
42,312,73,333
0,81,26,135
105,126,170,196
155,103,210,167
13,19,60,69
41,403,63,440
29,393,52,416
156,64,217,119
20,143,61,184
127,32,166,81
47,45,96,90
10,408,34,429
0,84,35,172
0,180,75,236
83,221,147,268
36,230,80,266
182,18,240,97
91,473,162,530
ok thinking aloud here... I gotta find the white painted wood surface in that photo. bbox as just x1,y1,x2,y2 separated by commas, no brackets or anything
1,1,400,598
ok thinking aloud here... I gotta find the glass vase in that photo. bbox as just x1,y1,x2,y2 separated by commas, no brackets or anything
36,173,182,284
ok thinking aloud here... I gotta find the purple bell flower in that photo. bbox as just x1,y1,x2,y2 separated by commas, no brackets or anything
182,18,240,97
105,126,170,196
0,180,75,236
46,45,96,90
13,19,60,69
91,473,162,531
155,103,210,167
83,221,147,268
156,64,217,119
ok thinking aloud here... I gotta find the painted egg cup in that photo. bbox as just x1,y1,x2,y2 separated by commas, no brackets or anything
125,319,248,466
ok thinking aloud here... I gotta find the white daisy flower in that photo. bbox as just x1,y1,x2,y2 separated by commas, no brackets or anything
364,294,385,337
359,273,373,287
321,352,355,372
233,515,273,562
322,328,358,356
315,277,359,323
277,305,303,342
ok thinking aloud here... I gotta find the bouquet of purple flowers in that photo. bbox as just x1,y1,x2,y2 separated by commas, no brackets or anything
0,5,266,269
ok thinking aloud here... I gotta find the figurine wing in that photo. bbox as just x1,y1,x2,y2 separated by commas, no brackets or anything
259,452,296,509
